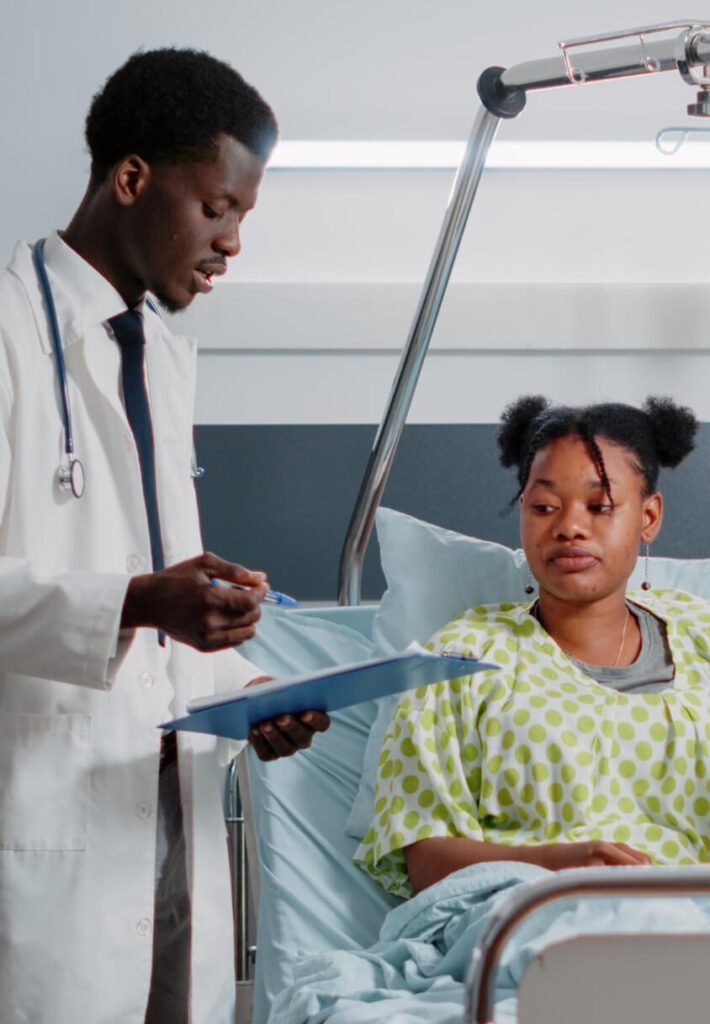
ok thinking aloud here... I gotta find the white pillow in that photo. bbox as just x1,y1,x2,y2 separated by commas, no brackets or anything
345,506,710,839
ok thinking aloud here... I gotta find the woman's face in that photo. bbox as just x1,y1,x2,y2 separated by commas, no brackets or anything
520,434,662,606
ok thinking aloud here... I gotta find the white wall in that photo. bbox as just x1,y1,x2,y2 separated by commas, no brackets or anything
2,0,709,423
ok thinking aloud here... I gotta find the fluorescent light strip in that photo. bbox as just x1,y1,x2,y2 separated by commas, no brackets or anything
268,140,710,170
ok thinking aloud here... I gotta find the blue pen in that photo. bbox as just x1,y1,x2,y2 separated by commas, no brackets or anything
210,577,299,607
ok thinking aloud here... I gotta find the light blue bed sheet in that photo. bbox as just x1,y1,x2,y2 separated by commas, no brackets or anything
266,860,710,1024
240,605,400,1024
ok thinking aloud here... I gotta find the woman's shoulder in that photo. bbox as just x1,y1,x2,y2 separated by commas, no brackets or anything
629,588,710,619
427,602,534,653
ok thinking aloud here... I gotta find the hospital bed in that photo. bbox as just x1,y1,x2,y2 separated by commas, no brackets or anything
236,512,710,1023
225,20,710,1024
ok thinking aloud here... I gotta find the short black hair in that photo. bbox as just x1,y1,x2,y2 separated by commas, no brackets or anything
498,395,698,503
85,48,278,182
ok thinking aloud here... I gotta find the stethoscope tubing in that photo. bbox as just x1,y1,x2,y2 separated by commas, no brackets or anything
32,237,203,497
33,239,75,457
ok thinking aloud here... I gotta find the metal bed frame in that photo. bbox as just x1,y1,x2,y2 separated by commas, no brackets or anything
466,866,710,1023
228,18,710,1018
225,752,260,1021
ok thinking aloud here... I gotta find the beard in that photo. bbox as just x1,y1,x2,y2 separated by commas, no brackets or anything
149,286,190,315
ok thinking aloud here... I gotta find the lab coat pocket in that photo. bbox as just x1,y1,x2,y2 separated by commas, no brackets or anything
0,712,91,851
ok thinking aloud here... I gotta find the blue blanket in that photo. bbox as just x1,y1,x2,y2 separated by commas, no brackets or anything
267,862,710,1024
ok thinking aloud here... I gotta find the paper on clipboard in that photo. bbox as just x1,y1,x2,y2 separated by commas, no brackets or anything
161,642,497,742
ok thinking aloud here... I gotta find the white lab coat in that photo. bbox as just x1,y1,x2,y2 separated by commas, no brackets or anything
0,235,258,1024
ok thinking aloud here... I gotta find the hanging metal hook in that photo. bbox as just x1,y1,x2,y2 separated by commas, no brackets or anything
656,125,710,154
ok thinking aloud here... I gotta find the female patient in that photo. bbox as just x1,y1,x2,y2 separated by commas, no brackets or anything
355,395,710,897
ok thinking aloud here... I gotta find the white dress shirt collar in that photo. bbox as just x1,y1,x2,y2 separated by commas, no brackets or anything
42,230,146,348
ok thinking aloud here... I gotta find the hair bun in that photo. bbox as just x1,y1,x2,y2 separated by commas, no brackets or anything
643,396,698,468
497,395,549,468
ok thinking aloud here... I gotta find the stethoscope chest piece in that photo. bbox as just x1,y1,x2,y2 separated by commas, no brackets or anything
58,457,86,499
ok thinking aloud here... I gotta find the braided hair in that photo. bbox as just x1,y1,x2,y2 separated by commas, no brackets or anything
498,395,697,504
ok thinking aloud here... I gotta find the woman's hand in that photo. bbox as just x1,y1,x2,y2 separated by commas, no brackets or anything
530,840,652,870
405,835,652,894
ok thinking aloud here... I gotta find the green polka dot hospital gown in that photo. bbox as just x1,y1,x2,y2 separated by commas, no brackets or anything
355,590,710,898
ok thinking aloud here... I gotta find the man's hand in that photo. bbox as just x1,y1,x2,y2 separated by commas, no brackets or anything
244,676,330,761
121,552,268,651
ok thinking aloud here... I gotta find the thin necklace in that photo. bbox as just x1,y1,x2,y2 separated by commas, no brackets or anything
532,602,631,667
613,605,631,667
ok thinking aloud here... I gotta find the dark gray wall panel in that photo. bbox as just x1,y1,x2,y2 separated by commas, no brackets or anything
194,424,710,602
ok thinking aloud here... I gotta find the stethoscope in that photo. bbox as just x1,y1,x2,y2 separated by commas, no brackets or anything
32,238,204,499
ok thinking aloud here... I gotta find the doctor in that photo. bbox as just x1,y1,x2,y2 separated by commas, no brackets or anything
0,49,327,1024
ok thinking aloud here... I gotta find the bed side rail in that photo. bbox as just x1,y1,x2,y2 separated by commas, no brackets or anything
466,864,710,1024
224,753,258,1023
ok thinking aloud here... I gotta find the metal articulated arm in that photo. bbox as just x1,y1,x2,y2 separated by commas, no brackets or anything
338,20,710,606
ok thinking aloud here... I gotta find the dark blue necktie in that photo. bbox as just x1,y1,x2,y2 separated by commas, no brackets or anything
110,314,190,994
109,309,166,644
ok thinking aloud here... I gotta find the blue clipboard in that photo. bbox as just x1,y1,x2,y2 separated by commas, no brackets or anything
161,644,497,741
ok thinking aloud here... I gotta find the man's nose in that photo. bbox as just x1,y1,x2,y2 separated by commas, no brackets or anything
215,219,241,258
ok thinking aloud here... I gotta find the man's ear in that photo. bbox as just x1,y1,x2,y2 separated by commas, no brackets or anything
641,491,663,545
111,155,151,207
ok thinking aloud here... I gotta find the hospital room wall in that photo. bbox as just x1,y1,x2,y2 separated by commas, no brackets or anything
2,0,709,596
189,150,710,597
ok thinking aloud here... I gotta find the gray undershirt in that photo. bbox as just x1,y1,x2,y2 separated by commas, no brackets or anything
567,603,675,693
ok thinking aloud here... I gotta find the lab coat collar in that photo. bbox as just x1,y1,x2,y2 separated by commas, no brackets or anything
9,232,154,355
41,231,130,349
8,236,193,379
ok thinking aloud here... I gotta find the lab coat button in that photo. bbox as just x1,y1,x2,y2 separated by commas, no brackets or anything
136,918,152,937
136,802,152,819
126,554,146,573
123,433,133,452
139,672,154,689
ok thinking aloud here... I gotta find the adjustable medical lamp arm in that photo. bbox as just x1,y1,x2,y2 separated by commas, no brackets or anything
337,22,710,606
